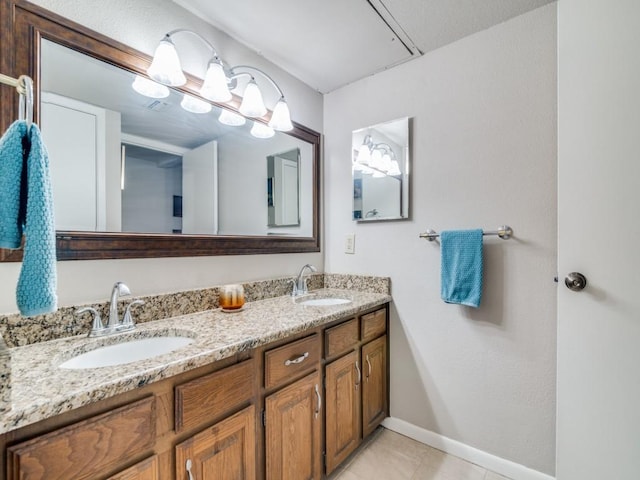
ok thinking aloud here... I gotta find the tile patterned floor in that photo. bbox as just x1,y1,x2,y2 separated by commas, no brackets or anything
329,428,512,480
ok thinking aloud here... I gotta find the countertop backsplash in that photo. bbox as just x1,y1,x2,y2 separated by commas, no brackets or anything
0,273,390,348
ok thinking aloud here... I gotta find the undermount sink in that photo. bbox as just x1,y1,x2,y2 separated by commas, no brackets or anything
59,336,194,369
298,297,352,306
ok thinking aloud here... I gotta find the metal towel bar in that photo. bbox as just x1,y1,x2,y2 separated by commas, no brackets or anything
419,225,513,242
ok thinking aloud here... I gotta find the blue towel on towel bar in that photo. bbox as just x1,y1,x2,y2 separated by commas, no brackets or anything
440,229,483,308
0,120,57,316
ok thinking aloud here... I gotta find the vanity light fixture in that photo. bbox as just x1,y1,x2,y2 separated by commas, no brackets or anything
131,75,169,98
147,29,294,131
355,134,401,176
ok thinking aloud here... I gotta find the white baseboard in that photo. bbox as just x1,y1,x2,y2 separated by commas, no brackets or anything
382,417,555,480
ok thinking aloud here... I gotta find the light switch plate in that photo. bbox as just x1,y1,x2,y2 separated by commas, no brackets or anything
345,233,355,254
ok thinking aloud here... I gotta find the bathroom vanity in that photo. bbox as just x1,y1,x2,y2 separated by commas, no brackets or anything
0,290,390,479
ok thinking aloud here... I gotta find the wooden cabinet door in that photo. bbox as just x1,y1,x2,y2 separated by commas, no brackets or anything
362,335,388,437
325,351,361,474
265,371,322,480
107,455,159,480
7,397,155,480
175,405,256,480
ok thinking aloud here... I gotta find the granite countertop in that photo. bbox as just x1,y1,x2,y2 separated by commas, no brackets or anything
0,288,391,434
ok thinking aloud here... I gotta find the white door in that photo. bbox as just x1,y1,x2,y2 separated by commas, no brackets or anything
557,1,640,479
41,93,105,231
182,140,218,234
276,157,299,225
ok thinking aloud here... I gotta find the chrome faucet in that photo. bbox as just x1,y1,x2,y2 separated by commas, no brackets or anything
108,281,131,328
76,282,144,337
292,264,317,296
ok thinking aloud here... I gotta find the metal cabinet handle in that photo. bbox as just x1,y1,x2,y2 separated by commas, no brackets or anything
355,360,361,389
186,459,194,480
314,383,321,419
366,355,372,382
284,351,309,366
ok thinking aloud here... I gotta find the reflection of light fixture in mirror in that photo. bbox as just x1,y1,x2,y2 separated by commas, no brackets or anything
180,94,212,114
131,75,170,98
355,134,400,176
387,160,401,176
148,30,293,130
251,121,275,139
369,149,384,170
218,108,246,126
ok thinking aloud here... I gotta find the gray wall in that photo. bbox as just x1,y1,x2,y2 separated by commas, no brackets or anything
324,4,557,475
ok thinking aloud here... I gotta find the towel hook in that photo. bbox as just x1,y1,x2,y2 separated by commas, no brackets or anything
17,75,33,128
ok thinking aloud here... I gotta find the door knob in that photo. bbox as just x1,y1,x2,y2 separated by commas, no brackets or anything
565,272,587,291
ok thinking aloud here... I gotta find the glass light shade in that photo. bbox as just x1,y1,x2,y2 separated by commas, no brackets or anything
131,75,170,98
218,109,246,126
239,79,267,117
268,98,293,131
147,38,186,86
250,121,275,139
370,149,384,170
357,144,371,165
180,94,212,114
387,160,402,176
200,61,232,102
381,153,393,172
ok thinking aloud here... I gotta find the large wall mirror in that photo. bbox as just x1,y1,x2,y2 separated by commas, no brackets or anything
0,0,320,260
352,117,410,221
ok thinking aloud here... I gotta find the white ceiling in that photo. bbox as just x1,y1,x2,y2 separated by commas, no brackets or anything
173,0,555,93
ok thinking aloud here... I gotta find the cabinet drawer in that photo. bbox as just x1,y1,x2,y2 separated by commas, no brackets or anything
325,318,358,358
7,397,155,480
361,308,386,342
265,334,320,389
175,359,255,433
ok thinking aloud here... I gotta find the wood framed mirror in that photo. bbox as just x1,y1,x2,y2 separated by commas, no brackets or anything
0,0,321,261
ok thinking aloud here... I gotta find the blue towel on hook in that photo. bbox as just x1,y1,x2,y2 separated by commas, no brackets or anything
0,120,57,316
440,229,483,308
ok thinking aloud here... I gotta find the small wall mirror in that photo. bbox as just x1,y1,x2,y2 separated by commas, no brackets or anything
352,117,410,221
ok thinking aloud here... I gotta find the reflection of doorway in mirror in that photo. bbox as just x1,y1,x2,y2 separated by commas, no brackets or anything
121,143,184,234
267,148,300,227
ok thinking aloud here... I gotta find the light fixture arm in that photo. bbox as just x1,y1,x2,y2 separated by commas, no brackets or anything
229,65,285,99
361,135,396,159
164,29,222,62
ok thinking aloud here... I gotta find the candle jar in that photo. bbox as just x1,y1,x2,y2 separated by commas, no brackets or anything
219,284,245,311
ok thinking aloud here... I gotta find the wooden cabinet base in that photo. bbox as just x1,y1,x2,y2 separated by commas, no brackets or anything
325,350,361,474
362,335,388,438
265,371,322,480
175,405,256,480
1,304,389,480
